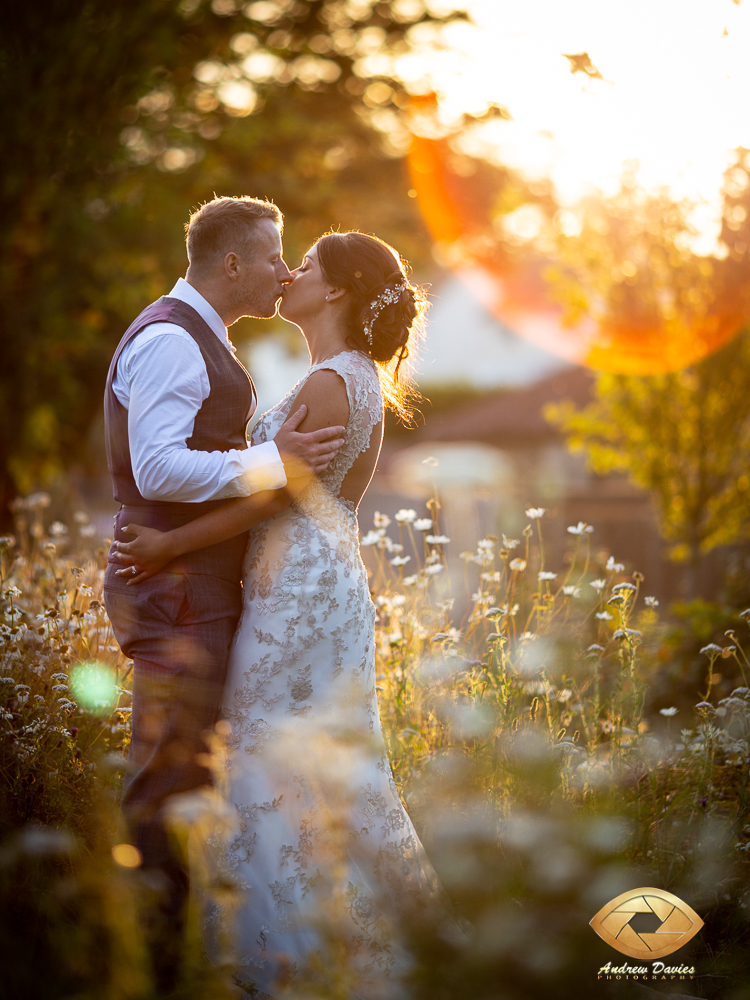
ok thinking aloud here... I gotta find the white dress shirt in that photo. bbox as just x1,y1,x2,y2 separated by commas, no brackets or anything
111,278,286,502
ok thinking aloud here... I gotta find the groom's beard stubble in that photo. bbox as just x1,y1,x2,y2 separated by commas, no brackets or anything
237,274,283,320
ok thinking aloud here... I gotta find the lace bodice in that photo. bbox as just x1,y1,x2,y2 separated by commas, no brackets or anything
251,350,382,497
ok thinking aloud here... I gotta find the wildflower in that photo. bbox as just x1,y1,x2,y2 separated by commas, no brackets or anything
700,644,723,656
538,571,557,581
403,575,418,587
562,585,581,597
525,507,546,519
79,524,96,538
42,542,56,554
644,596,659,607
509,558,526,572
50,674,68,682
73,511,89,524
52,685,69,693
56,593,69,603
523,681,549,695
0,677,15,685
519,632,537,642
502,534,519,549
658,706,677,718
390,556,411,567
484,607,507,620
606,556,625,573
600,720,615,733
413,518,433,531
0,536,15,548
432,628,461,643
426,535,450,545
25,492,51,510
567,522,594,535
587,644,604,653
390,595,406,607
392,509,415,525
481,571,502,583
424,564,443,576
695,702,714,713
49,522,68,537
4,586,22,599
595,611,613,620
79,585,94,597
425,551,442,566
612,582,636,592
472,591,492,605
557,689,573,702
361,530,384,546
477,538,495,550
459,551,476,562
590,579,606,591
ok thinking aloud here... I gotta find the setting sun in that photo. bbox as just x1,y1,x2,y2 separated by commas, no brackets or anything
402,0,750,373
420,0,750,219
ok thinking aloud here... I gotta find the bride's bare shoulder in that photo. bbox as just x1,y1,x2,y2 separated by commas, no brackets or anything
288,368,350,434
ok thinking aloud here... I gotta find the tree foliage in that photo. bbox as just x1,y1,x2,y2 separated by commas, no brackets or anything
548,332,750,567
544,152,750,582
0,0,465,521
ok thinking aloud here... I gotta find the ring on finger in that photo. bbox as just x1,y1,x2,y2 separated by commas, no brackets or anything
130,564,138,576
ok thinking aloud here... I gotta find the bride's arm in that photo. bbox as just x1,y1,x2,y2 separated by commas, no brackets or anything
285,368,350,435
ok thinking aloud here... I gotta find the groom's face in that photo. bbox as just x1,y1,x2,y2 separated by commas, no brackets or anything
236,219,291,318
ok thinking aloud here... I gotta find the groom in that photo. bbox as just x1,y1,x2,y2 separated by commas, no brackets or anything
102,195,344,987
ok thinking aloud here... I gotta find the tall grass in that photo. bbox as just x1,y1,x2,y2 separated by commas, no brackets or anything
1,495,749,998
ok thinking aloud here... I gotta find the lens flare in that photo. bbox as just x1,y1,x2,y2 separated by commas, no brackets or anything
111,843,142,868
408,121,750,374
69,660,117,715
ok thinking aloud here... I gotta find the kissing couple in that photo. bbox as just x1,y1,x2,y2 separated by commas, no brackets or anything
103,196,449,997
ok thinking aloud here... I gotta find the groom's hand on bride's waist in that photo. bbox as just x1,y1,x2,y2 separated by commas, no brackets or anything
274,404,345,478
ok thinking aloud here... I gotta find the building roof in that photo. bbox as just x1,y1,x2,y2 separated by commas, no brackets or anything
418,366,595,447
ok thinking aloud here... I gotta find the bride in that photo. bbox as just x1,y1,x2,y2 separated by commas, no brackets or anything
113,231,445,997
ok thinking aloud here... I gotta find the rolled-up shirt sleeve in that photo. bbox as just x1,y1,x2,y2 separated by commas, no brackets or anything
125,331,286,502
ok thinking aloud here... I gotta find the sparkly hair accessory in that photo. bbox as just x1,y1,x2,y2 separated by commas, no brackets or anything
363,283,405,344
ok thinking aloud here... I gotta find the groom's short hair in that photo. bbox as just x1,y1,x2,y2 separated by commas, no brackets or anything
185,196,283,270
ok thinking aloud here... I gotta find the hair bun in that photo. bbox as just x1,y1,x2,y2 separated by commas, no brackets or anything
313,230,427,423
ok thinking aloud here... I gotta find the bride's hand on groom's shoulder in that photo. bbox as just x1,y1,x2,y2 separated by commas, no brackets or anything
112,524,176,585
274,402,346,478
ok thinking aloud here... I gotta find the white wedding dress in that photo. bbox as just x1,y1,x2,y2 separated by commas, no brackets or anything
218,351,441,998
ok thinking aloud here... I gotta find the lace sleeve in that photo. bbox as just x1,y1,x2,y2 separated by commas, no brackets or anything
308,351,383,493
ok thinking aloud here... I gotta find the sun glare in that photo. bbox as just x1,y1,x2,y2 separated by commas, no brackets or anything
404,0,750,374
431,0,750,216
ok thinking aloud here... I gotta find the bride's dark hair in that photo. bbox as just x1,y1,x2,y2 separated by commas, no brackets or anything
314,231,426,423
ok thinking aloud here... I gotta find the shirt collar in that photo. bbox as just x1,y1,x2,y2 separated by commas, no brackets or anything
169,277,235,352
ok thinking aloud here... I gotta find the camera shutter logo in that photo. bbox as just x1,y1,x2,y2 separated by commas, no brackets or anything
590,887,703,960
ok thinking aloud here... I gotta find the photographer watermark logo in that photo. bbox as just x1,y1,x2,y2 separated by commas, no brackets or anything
590,887,703,960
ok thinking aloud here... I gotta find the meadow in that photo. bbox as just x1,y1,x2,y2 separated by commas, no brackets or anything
2,492,749,999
